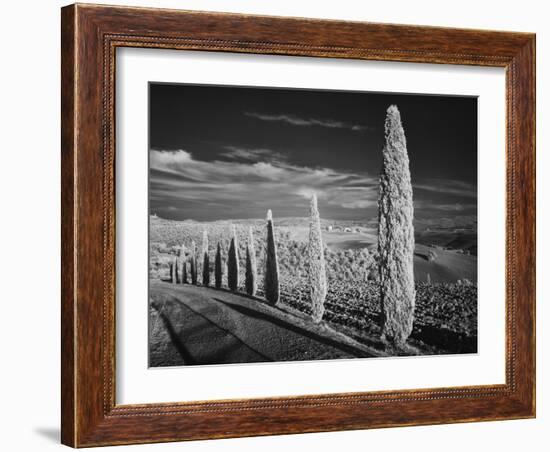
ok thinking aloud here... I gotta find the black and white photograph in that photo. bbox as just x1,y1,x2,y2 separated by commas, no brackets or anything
148,83,478,367
1,0,542,449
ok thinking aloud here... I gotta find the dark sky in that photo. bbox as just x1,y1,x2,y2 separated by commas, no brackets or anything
149,82,477,223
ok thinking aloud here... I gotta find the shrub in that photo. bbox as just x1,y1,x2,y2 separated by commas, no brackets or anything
378,105,416,346
264,210,280,304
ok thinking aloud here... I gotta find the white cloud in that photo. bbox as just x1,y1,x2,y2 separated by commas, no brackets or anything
150,149,378,215
415,200,476,212
341,199,377,209
150,151,475,220
220,146,286,162
245,112,368,132
413,179,477,198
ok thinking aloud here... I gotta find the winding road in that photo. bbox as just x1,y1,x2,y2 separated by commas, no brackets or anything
149,281,375,367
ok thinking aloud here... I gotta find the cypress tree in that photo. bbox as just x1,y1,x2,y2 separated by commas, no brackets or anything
174,255,180,284
181,259,188,284
169,258,175,284
202,230,210,286
308,194,327,323
264,209,280,304
190,240,197,285
215,242,223,289
227,225,240,291
179,244,186,284
245,227,257,296
378,105,416,347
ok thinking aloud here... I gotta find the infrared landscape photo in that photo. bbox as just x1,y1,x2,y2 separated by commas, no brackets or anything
148,83,478,367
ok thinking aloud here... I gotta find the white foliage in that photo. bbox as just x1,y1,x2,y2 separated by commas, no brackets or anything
308,194,327,323
378,105,416,346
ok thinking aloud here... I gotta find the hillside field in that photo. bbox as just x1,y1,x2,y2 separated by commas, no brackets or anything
150,215,477,284
149,215,478,361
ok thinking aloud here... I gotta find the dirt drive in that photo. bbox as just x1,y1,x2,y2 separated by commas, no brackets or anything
150,282,378,367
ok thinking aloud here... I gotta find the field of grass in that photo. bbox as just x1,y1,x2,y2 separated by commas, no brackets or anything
150,216,379,284
149,215,478,355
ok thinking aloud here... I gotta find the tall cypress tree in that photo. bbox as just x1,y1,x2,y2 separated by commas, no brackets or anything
169,257,175,284
308,194,327,323
378,105,415,347
264,209,280,304
202,230,210,286
227,225,240,291
174,255,180,284
190,240,197,285
179,244,186,284
215,242,223,289
181,259,188,284
245,227,257,296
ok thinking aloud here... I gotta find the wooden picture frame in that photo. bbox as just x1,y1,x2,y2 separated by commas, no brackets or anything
61,3,535,447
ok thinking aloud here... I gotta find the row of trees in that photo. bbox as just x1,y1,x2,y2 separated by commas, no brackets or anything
168,211,283,304
169,105,416,347
168,196,328,324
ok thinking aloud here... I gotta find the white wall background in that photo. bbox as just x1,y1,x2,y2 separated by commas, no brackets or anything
0,1,545,451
